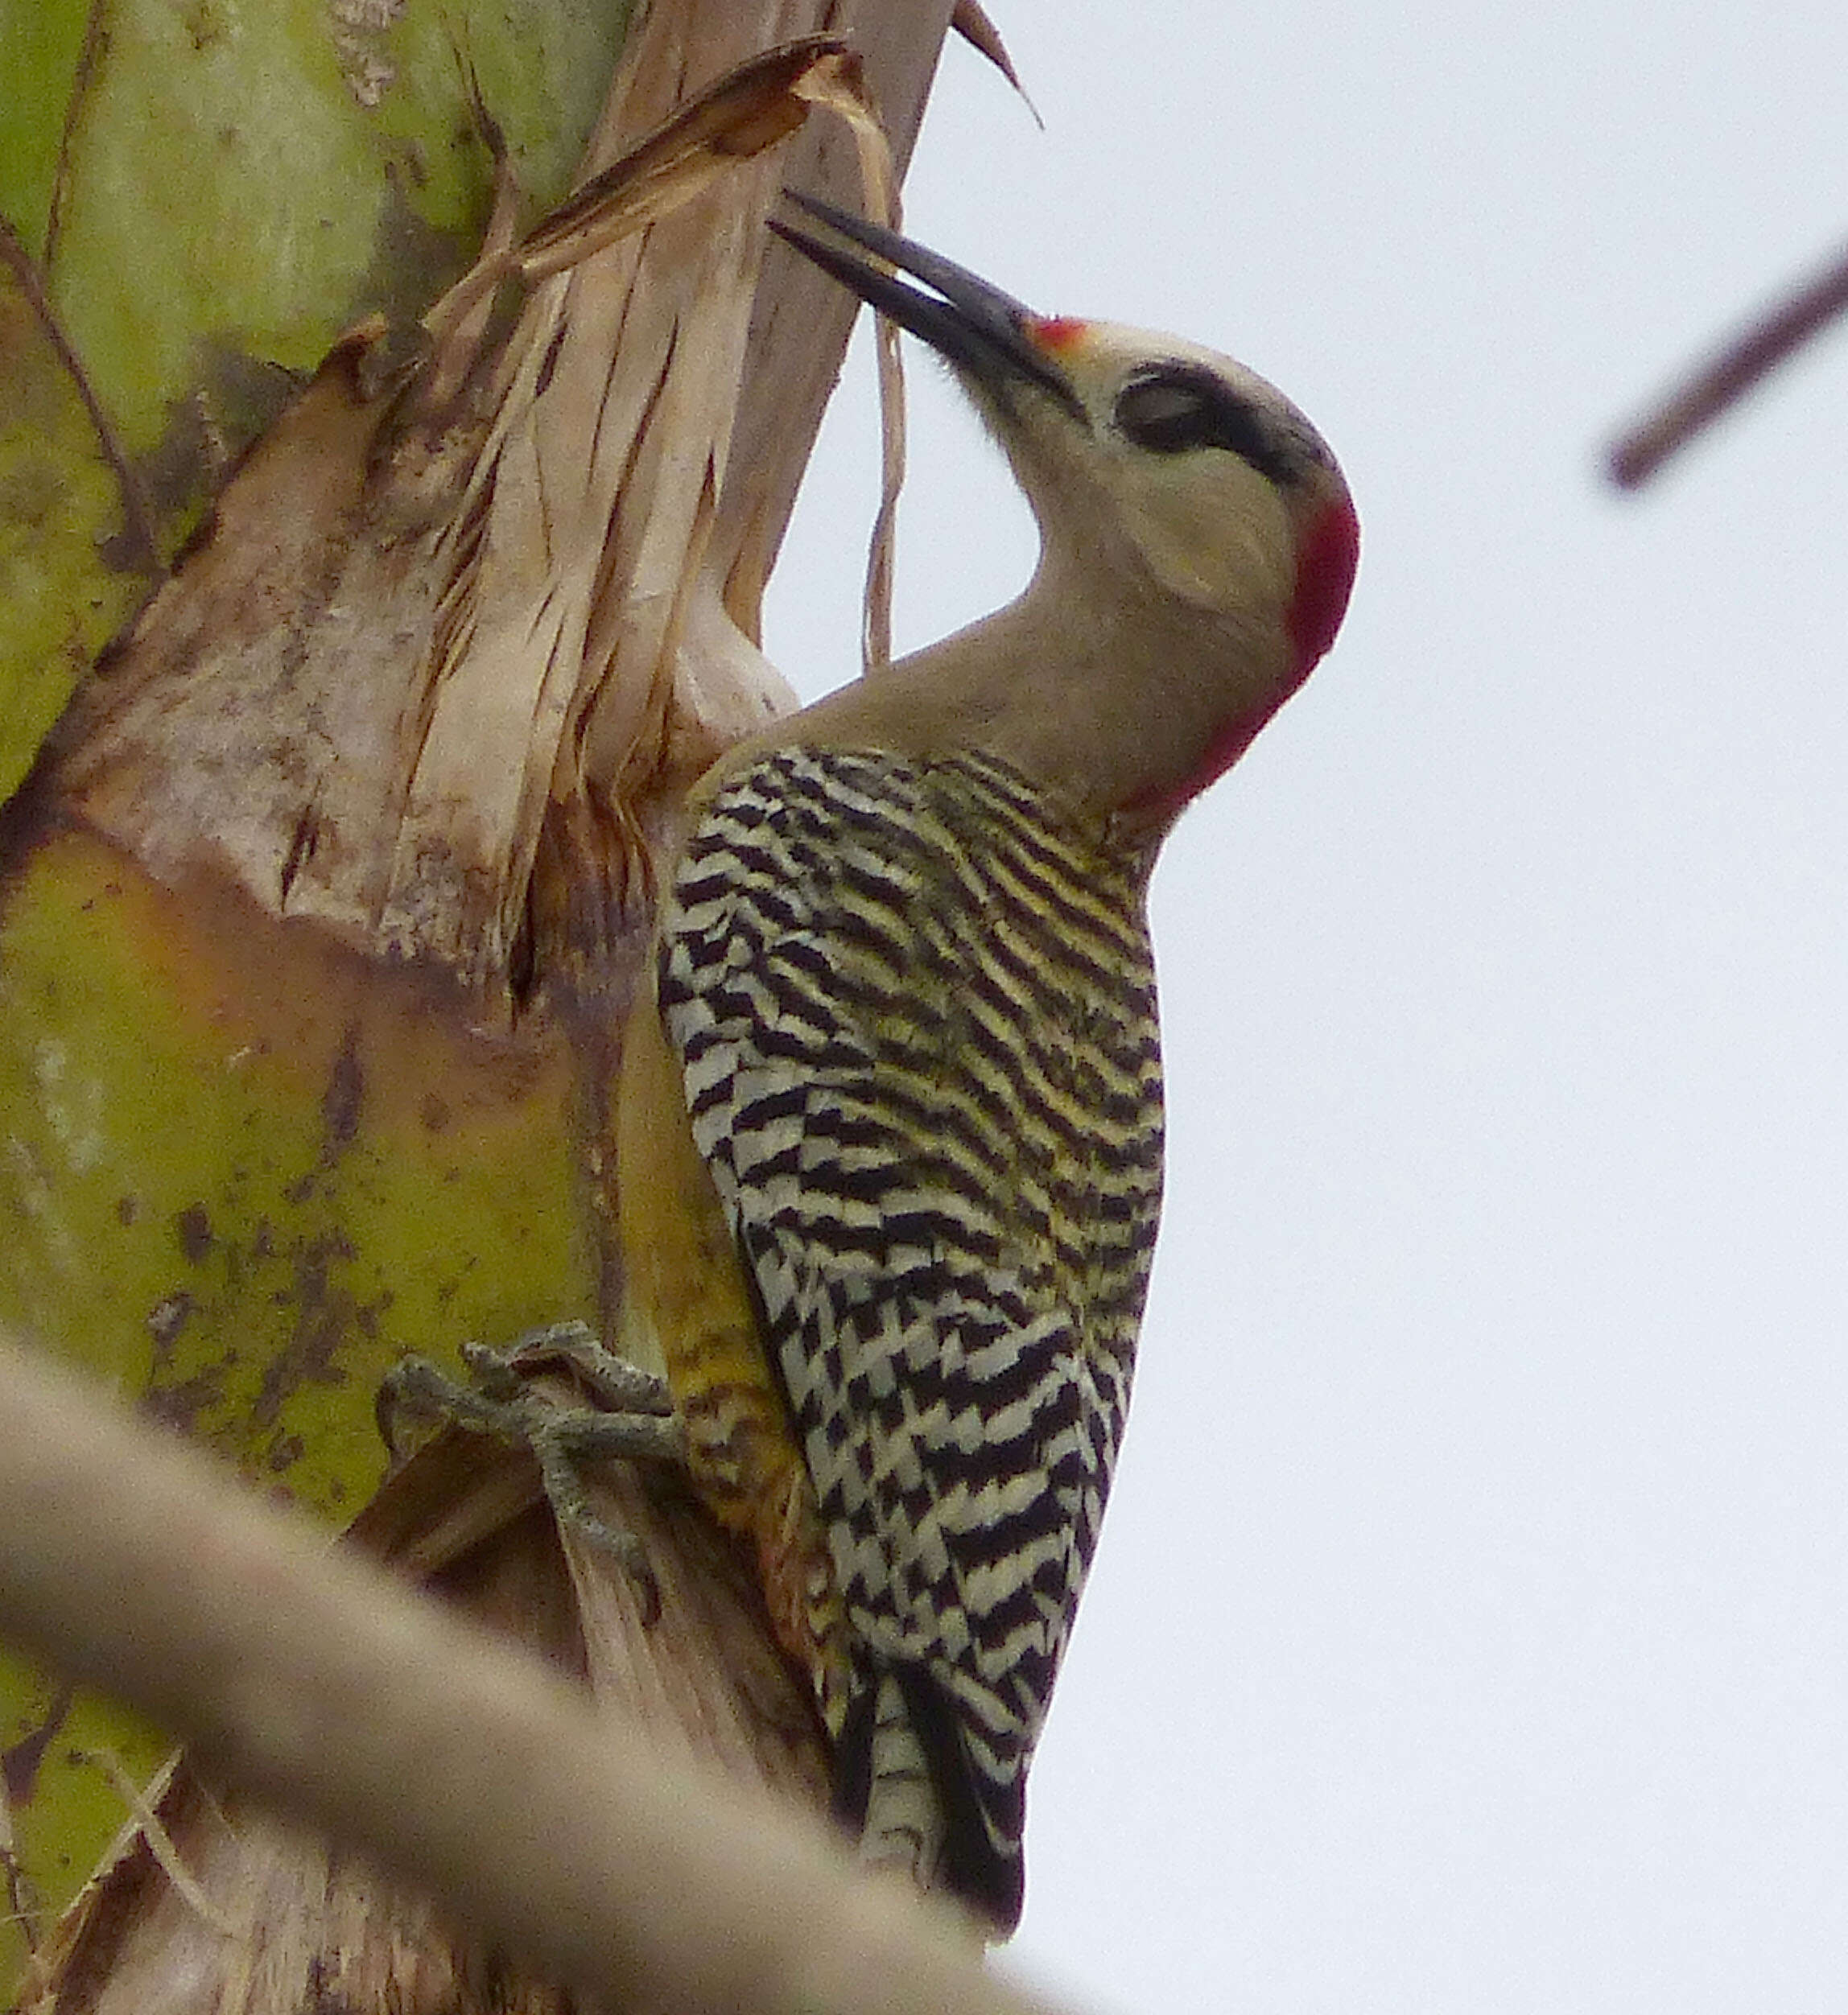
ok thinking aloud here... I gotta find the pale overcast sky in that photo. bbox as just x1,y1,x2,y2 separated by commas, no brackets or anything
767,4,1848,2009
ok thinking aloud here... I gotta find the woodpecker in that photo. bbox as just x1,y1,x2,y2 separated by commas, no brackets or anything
615,195,1358,1931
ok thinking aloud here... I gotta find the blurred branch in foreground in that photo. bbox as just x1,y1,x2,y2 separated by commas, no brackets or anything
0,1334,1058,2015
1607,237,1848,488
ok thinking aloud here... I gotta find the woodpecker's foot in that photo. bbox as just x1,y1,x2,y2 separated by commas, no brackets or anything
379,1322,685,1618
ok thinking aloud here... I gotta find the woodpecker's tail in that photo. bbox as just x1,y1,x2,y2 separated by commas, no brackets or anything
835,1665,1025,1935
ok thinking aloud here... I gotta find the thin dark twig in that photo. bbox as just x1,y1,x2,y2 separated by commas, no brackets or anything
0,211,160,576
1607,237,1848,489
45,0,110,269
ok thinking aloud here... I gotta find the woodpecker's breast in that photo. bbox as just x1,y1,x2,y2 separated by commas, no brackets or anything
656,744,1165,1882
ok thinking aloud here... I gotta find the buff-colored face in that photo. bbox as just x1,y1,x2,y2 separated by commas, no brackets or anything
978,315,1357,660
768,196,1359,692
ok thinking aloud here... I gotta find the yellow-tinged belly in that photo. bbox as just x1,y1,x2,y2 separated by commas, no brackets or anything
613,989,848,1732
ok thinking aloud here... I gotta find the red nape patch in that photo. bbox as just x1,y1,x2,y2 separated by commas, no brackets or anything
1286,496,1360,678
1026,314,1088,352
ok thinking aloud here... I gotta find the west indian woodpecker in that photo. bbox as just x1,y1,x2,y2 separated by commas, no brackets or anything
614,195,1359,1931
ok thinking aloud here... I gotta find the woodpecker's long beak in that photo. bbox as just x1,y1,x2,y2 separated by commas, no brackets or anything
771,192,1086,422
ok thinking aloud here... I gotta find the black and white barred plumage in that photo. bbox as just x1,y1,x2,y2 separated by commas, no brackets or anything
658,744,1165,1926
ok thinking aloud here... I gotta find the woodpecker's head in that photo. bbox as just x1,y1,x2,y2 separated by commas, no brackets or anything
771,196,1359,827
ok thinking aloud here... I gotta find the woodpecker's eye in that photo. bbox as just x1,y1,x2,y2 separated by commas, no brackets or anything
1114,365,1291,484
1115,374,1220,451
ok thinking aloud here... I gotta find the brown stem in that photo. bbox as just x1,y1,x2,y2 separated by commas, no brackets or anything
1607,238,1848,488
44,0,109,270
0,211,159,575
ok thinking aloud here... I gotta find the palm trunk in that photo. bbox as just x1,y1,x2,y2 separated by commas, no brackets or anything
0,2,962,2001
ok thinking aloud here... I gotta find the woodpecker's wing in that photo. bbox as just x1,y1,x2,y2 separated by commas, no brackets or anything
658,741,1165,1924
